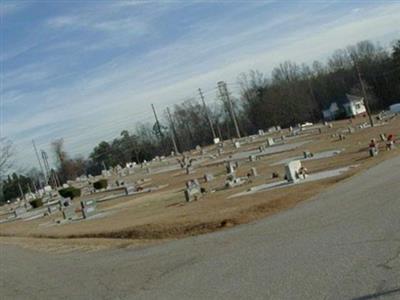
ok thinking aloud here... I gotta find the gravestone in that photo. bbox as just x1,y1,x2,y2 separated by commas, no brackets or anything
226,162,236,174
249,155,256,162
81,199,97,219
234,141,241,149
303,151,313,159
125,185,137,195
258,129,265,136
195,145,201,151
203,173,214,183
250,167,258,177
259,145,265,153
62,206,77,220
184,180,201,202
285,160,302,183
225,174,245,188
14,206,27,218
217,148,224,156
266,137,275,147
59,197,72,208
213,138,220,144
380,133,387,142
47,205,60,214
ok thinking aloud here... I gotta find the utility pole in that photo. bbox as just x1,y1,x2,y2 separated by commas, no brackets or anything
32,140,46,187
151,104,164,140
41,150,50,185
355,62,374,127
17,180,25,200
41,150,57,187
216,122,223,140
198,88,217,140
166,107,179,154
218,81,241,138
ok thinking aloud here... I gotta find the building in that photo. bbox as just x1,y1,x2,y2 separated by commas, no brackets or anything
322,94,366,120
389,103,400,113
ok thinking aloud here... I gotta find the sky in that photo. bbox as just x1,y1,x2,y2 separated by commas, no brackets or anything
1,0,399,171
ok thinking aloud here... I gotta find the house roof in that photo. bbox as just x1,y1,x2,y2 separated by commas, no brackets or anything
345,94,364,103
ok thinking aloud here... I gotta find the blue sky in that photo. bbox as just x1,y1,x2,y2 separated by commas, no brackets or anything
1,0,399,170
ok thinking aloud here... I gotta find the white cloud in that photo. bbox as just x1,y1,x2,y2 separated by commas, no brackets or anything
0,2,29,16
4,2,400,169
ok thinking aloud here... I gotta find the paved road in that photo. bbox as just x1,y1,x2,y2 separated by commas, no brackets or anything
1,156,400,300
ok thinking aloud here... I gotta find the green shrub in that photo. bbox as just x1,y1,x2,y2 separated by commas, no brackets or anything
93,179,108,190
58,187,81,199
29,198,43,208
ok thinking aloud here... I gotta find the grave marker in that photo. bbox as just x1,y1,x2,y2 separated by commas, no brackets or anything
184,180,202,202
125,185,137,195
250,167,258,177
59,197,72,208
203,173,214,182
266,137,275,147
81,199,97,219
47,205,60,214
285,160,302,183
303,151,313,159
14,206,27,218
249,155,256,162
62,206,77,220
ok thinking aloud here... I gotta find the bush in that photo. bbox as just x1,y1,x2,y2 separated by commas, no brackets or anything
58,187,81,199
93,179,108,190
29,198,43,208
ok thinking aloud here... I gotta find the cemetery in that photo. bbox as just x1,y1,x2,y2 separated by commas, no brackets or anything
0,115,399,251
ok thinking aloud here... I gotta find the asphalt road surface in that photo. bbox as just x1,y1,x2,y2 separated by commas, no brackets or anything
1,156,399,300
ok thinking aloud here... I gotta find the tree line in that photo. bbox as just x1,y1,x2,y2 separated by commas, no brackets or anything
1,39,399,202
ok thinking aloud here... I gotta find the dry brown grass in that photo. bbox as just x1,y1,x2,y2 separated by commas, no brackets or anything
1,115,399,252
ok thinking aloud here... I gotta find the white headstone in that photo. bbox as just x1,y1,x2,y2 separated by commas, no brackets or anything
266,137,275,147
285,160,302,183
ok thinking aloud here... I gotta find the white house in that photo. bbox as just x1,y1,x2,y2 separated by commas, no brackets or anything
322,94,366,120
389,103,400,113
